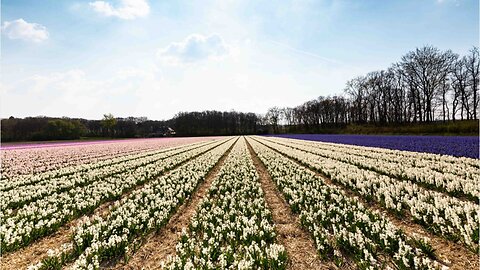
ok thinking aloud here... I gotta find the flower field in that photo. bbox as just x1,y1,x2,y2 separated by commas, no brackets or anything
1,137,210,180
0,136,478,269
271,134,479,159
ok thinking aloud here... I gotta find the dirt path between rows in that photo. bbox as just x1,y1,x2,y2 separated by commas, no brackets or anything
0,223,73,270
0,140,232,270
246,139,336,270
0,200,112,270
316,171,479,270
253,137,479,270
319,172,479,270
110,139,237,270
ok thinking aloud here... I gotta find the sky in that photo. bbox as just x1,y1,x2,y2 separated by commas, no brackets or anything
1,0,478,120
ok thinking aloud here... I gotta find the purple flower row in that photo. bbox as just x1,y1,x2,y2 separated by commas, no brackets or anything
268,134,479,159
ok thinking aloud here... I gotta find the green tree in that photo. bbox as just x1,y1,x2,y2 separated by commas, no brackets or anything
45,119,86,140
102,113,117,137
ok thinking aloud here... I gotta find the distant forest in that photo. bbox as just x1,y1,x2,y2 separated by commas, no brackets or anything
1,46,479,142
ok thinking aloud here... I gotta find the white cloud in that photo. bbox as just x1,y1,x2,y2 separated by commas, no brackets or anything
157,34,229,65
89,0,150,20
1,19,49,43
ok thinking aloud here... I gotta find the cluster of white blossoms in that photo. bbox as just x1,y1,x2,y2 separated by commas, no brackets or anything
265,137,479,200
29,138,236,270
1,139,229,253
0,140,217,212
165,138,287,270
256,137,480,252
248,138,442,270
1,137,208,180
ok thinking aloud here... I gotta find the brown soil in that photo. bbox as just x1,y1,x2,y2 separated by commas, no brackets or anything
0,197,118,270
0,220,74,270
245,139,338,270
254,137,480,270
376,208,480,270
328,176,479,270
110,138,238,270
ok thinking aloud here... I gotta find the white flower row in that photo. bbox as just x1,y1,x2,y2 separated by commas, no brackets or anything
248,138,441,270
270,136,479,178
0,140,217,212
0,139,231,253
263,137,479,200
255,137,480,252
0,139,213,192
165,137,287,270
30,137,237,270
1,137,210,180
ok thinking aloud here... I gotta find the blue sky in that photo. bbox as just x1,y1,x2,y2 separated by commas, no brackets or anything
1,0,478,120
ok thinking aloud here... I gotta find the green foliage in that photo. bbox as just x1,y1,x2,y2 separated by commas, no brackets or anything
411,237,436,259
45,119,86,140
0,117,87,142
102,113,117,129
101,113,117,137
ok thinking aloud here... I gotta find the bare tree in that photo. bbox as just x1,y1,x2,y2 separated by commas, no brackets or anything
281,107,295,126
345,76,368,123
400,46,454,122
466,47,479,119
390,65,408,123
266,107,282,133
451,56,470,120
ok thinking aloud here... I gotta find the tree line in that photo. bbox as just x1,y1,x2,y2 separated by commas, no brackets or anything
1,45,478,142
0,112,263,142
1,115,167,142
172,111,259,136
263,46,479,131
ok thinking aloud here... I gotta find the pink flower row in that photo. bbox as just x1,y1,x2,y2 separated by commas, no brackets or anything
1,137,220,179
